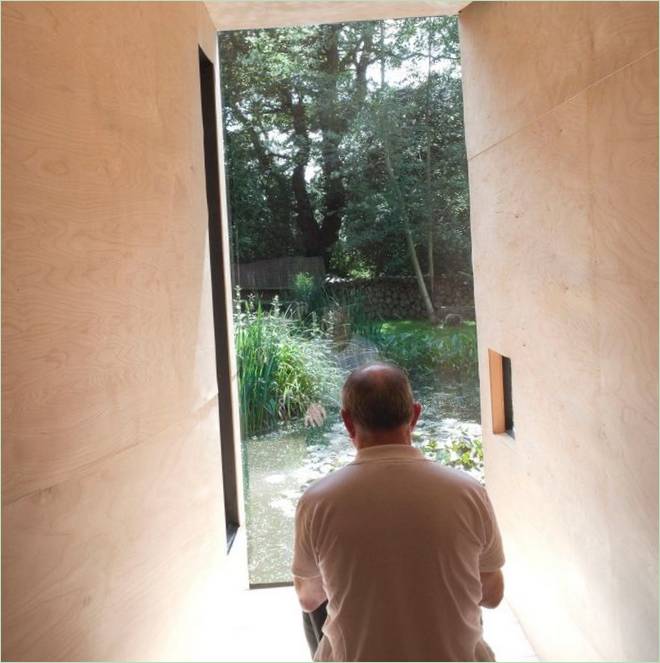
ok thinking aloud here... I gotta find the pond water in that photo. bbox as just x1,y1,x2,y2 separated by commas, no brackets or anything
242,373,482,585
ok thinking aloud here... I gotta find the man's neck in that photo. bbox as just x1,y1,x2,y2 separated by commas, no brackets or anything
353,426,412,450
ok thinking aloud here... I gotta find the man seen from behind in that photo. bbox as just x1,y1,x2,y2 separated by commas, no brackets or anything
292,362,505,661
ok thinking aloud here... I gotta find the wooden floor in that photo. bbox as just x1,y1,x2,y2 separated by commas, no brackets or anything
216,584,538,662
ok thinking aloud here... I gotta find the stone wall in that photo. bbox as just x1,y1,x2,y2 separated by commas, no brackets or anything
326,275,475,321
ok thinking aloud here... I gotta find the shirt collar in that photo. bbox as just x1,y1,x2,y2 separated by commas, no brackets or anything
353,444,424,464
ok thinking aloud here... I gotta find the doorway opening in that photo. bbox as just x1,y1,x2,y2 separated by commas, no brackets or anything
199,47,240,549
218,16,480,585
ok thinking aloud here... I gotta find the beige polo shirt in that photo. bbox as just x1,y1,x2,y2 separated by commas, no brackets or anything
292,444,504,662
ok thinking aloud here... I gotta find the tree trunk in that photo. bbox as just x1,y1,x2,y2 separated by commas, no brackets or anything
292,163,322,255
318,26,345,263
425,26,434,300
405,223,436,321
427,224,434,298
381,118,435,321
284,91,325,257
379,25,435,322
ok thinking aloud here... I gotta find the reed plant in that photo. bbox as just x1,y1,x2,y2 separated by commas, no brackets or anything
234,291,343,436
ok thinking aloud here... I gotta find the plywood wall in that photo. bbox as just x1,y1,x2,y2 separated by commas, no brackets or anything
459,2,658,660
2,2,236,659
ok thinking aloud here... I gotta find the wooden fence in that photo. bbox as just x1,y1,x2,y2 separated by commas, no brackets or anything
233,256,325,291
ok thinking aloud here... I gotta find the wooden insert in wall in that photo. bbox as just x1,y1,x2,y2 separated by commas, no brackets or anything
488,349,507,434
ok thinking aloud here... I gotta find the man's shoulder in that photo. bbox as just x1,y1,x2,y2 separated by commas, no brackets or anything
300,463,357,503
300,457,484,504
409,460,487,500
426,462,483,488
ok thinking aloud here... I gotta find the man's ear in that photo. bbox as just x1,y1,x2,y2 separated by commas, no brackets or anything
341,409,356,439
410,402,422,430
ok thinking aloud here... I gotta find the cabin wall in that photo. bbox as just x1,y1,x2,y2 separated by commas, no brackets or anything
2,2,235,659
459,2,658,660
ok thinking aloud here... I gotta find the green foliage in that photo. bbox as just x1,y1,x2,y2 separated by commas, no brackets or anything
341,51,470,279
371,320,477,377
289,272,327,320
291,272,315,303
234,291,343,436
234,284,477,436
421,428,484,478
220,22,379,262
220,16,472,284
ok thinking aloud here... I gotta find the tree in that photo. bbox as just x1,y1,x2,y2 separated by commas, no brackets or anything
219,16,472,294
220,23,377,265
337,17,469,319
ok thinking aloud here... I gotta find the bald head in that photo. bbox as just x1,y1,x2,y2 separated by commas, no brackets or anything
341,362,414,431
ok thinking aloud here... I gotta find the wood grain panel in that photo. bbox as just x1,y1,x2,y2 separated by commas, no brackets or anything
463,5,658,659
468,88,621,660
588,51,659,656
2,2,219,503
2,2,235,660
470,90,598,439
470,88,604,481
459,2,659,159
2,400,226,661
204,0,469,31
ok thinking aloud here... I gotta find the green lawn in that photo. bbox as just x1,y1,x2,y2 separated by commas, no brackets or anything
374,320,478,376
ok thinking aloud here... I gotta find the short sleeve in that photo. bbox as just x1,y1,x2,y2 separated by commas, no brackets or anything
478,488,505,572
291,495,321,579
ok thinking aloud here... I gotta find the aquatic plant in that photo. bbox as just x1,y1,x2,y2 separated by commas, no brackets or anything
421,427,484,481
234,291,344,436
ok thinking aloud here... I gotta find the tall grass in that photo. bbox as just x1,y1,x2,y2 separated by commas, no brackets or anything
234,293,343,436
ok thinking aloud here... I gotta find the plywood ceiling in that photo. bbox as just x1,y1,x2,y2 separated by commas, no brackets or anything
204,1,470,31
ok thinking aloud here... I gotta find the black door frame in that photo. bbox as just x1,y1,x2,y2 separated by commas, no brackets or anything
198,46,240,550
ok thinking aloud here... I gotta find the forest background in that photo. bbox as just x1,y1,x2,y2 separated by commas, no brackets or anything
219,16,471,320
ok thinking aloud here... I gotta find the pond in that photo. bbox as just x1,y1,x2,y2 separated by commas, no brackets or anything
242,373,482,585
